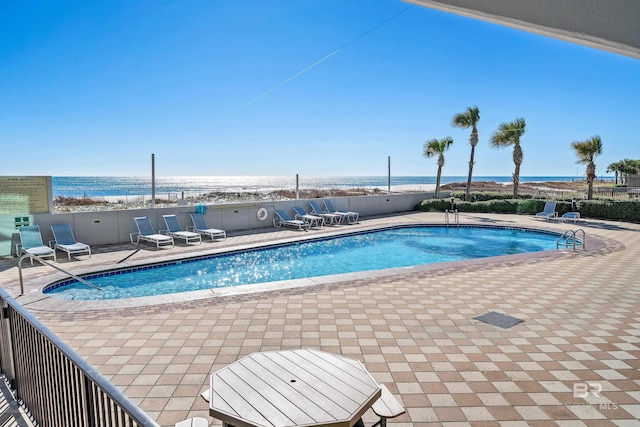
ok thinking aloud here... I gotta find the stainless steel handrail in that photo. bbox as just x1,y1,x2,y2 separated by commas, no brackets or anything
444,209,459,227
17,253,102,296
556,229,586,250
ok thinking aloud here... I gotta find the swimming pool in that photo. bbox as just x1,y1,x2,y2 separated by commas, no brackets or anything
45,225,560,300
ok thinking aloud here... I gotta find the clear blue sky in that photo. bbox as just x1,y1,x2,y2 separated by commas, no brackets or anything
2,0,638,177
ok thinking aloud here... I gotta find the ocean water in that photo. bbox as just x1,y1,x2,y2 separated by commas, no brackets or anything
52,175,588,198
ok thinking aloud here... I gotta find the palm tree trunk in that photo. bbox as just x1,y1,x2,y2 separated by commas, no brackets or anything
435,166,443,199
587,162,596,200
512,163,521,199
465,145,476,202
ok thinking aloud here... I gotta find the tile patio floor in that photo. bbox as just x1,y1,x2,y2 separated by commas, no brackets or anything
1,212,638,426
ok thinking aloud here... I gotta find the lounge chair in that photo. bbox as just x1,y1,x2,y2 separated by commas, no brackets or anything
50,224,91,260
293,206,324,229
130,216,174,249
323,199,359,224
189,213,226,241
534,201,558,220
162,215,202,245
273,210,309,231
309,200,341,225
17,225,57,265
562,212,581,223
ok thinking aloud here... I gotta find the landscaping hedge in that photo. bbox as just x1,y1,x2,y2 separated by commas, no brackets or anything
414,196,640,223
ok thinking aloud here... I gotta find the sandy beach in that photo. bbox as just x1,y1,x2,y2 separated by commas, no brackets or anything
52,180,602,213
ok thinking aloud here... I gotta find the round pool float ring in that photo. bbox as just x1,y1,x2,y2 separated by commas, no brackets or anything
257,207,268,221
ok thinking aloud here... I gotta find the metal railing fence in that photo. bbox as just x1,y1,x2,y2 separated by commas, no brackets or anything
0,287,159,427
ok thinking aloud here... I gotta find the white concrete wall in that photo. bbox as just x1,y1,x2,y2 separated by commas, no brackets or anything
3,192,443,256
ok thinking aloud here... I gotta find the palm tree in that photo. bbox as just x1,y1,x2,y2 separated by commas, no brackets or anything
606,161,623,184
452,106,480,201
423,137,454,198
619,158,640,184
571,135,603,200
490,118,526,198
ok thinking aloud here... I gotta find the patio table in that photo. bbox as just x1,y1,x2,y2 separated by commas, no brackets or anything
209,348,381,427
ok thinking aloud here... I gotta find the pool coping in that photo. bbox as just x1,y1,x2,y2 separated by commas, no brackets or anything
19,221,617,317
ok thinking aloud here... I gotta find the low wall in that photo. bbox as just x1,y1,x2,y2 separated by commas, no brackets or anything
2,192,441,256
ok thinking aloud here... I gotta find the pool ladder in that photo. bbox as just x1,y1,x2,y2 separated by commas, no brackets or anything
556,229,586,251
445,209,459,227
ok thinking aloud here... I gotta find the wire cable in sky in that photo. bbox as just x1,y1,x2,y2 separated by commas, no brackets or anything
219,4,415,121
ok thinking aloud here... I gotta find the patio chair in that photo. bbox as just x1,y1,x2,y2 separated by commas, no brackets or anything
273,210,309,231
309,200,341,225
189,213,226,241
130,216,174,249
50,224,91,260
175,418,208,427
17,225,57,265
323,199,359,224
293,206,324,228
561,211,581,223
372,384,406,427
534,201,558,220
162,215,201,245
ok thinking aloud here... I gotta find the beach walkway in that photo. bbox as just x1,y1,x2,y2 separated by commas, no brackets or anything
0,212,639,426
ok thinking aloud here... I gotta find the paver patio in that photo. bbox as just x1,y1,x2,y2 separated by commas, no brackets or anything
1,212,638,426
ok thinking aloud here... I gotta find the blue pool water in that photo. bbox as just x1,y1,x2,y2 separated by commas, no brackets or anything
45,226,559,300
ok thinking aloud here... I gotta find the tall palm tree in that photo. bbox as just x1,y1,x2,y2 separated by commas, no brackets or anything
490,118,526,198
423,137,454,198
452,106,480,201
572,135,603,200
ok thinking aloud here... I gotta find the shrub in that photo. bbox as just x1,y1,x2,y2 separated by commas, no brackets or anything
415,197,640,223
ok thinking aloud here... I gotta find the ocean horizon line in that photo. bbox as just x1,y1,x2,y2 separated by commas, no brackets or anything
51,175,612,199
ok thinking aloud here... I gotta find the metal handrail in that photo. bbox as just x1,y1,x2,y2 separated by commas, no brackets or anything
556,229,586,250
445,209,459,227
17,253,102,296
0,288,159,427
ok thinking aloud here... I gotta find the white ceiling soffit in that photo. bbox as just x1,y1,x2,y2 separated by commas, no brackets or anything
404,0,640,59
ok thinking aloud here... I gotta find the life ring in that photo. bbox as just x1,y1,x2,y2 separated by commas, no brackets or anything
257,207,268,221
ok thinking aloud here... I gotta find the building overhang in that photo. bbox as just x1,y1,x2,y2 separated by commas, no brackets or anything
404,0,640,59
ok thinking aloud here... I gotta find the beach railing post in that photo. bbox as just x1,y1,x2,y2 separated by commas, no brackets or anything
387,156,391,194
151,153,156,208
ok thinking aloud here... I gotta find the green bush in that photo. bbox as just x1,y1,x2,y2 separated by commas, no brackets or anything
577,200,640,222
414,197,640,223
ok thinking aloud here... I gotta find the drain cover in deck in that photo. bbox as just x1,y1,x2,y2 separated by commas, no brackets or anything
474,311,524,329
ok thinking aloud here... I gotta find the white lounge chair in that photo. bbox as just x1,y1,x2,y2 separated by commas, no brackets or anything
189,213,226,241
309,200,341,225
273,210,309,231
130,216,174,249
293,206,324,228
562,212,581,223
163,215,201,245
17,225,57,265
50,224,91,260
535,201,558,220
323,199,359,224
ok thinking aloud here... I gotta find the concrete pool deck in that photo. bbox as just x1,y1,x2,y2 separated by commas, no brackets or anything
1,211,639,426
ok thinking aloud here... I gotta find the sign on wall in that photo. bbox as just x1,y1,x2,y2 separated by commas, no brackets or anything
0,176,53,214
